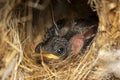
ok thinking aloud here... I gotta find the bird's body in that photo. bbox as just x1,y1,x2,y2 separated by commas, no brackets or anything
35,18,98,62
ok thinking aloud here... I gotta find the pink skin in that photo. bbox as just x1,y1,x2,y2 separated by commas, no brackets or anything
70,26,96,54
70,33,85,54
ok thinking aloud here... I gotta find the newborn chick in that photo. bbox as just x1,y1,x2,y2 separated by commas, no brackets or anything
35,19,71,61
65,18,98,54
35,18,98,61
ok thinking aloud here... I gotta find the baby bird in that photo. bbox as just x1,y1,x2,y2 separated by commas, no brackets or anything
35,18,98,61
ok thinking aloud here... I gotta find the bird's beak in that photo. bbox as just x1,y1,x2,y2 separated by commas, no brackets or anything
41,53,60,59
34,48,60,60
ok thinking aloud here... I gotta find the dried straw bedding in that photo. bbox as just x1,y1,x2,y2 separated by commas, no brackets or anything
0,0,120,80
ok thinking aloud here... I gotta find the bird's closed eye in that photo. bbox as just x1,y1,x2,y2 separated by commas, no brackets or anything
35,43,43,53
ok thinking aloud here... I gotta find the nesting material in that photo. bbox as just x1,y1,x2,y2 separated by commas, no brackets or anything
0,0,120,80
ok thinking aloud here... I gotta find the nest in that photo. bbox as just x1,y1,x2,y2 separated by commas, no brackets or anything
0,0,120,80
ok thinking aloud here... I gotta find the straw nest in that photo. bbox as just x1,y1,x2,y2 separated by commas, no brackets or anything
0,0,120,80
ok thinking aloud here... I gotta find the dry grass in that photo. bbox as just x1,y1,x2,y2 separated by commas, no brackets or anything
0,0,120,80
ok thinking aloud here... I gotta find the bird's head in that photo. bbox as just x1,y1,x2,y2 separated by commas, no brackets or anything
35,36,71,60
